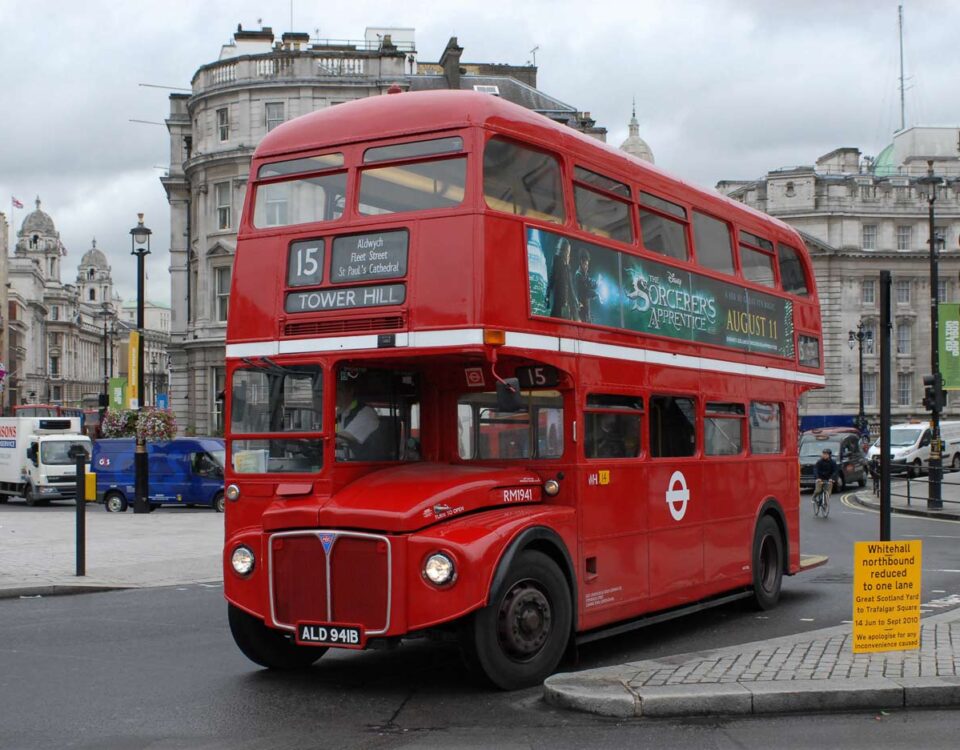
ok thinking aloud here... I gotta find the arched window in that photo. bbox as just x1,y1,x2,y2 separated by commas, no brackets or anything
89,289,96,301
89,268,96,279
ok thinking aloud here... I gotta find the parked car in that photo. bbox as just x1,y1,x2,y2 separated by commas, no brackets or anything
799,428,868,491
92,437,225,512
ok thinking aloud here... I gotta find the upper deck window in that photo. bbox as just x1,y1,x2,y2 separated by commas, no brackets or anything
777,243,810,296
253,172,347,228
574,167,633,244
257,153,345,178
639,192,688,261
358,157,467,216
483,137,565,224
739,230,777,288
693,212,735,275
363,136,463,164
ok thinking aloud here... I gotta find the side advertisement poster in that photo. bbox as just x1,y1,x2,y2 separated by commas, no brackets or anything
527,227,795,359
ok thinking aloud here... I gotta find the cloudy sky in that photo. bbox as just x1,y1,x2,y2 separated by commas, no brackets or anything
2,0,958,305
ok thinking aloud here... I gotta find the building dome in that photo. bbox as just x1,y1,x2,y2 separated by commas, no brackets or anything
619,102,655,164
80,239,109,269
20,197,57,237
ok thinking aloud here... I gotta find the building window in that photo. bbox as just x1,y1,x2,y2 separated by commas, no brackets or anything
896,279,911,304
89,288,96,301
50,356,59,377
897,321,911,355
217,107,229,142
862,280,875,305
863,321,876,355
52,386,62,402
939,279,949,302
897,373,912,407
215,182,231,230
266,102,285,132
214,265,231,322
862,224,877,250
212,367,226,434
50,305,59,320
785,181,795,197
896,225,912,251
863,372,877,407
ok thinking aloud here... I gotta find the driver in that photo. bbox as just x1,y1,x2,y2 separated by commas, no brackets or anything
813,448,841,510
336,377,379,460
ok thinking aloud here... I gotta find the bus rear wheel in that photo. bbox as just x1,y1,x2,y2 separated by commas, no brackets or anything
460,550,572,690
751,515,784,610
228,604,325,670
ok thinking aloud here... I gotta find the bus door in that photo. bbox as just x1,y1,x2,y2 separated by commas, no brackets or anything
578,394,648,619
645,394,703,602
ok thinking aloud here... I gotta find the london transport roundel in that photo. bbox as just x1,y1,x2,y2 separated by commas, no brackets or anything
665,470,690,521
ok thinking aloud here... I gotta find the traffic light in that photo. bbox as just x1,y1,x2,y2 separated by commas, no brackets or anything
922,372,946,412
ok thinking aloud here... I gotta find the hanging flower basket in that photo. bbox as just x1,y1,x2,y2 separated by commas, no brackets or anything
100,408,177,441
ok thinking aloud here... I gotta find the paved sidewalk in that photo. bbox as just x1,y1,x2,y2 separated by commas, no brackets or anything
544,609,960,718
0,505,223,598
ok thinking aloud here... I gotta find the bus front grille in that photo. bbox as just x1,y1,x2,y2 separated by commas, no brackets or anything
269,531,391,635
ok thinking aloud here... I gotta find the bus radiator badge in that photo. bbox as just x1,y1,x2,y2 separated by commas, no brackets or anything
666,471,689,521
319,533,336,554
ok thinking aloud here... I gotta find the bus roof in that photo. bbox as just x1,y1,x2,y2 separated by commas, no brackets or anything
255,90,800,243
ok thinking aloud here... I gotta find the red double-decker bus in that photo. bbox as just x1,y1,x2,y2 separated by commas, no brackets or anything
223,90,826,689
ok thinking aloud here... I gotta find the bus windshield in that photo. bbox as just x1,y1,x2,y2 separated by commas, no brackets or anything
231,364,323,474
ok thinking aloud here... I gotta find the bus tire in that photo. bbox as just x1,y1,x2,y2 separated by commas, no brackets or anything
460,550,572,690
227,604,325,670
751,515,784,610
104,492,128,513
212,492,225,513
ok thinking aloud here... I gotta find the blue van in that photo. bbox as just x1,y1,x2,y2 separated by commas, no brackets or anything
93,438,226,512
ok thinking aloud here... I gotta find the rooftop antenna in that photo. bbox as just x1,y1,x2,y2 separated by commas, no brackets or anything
898,4,906,131
529,45,539,66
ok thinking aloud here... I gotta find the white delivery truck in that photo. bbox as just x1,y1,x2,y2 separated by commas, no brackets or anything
0,417,92,505
867,420,960,476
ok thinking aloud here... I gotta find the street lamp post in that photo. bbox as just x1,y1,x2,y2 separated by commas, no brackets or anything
919,161,944,510
130,214,152,514
848,322,871,437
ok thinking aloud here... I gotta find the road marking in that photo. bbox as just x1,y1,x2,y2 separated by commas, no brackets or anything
800,618,815,622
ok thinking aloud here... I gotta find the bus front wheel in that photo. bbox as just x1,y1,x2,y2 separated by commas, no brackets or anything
227,604,325,670
751,515,784,610
460,550,572,690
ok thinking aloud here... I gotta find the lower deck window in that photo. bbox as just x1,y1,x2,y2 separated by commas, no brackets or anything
750,402,782,454
649,395,696,457
585,394,642,458
704,402,745,456
232,438,322,473
458,390,563,460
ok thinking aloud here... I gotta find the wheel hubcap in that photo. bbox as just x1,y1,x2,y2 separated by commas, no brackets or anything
497,580,552,661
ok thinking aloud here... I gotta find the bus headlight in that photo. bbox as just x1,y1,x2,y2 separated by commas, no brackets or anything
231,545,255,576
423,553,456,585
225,484,241,501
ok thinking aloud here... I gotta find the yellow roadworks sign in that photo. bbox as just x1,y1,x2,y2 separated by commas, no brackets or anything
852,540,921,653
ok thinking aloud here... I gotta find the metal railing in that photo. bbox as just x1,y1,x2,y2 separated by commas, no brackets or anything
869,458,960,507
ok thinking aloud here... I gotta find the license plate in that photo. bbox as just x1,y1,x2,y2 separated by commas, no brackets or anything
295,622,365,649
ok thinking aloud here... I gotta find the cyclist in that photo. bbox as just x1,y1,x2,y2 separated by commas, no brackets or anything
813,447,841,512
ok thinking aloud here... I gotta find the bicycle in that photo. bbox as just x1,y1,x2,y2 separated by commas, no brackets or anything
812,479,832,518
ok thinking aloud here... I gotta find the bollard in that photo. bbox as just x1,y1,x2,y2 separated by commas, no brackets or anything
69,443,90,577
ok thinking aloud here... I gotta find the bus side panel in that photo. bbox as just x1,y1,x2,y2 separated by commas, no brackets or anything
409,215,478,329
228,234,284,343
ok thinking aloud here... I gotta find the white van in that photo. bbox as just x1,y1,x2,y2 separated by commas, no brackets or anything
867,421,960,475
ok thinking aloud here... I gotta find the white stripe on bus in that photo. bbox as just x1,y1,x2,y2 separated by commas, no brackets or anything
226,328,826,386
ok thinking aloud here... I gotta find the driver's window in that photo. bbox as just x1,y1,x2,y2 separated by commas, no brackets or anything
335,367,420,462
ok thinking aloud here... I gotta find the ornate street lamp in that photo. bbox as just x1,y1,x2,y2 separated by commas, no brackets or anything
848,322,871,438
130,214,152,513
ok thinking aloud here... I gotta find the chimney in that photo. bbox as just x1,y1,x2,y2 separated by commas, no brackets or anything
440,37,464,90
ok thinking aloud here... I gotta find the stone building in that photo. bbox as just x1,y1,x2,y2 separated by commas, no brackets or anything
162,24,609,434
5,199,123,409
718,127,960,428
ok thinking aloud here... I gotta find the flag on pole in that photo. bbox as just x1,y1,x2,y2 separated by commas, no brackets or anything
11,196,23,209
